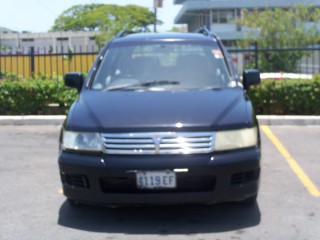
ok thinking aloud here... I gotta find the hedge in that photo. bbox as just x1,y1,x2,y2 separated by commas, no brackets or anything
0,79,77,115
249,77,320,115
0,77,319,115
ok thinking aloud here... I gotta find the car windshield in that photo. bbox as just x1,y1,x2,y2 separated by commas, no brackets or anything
91,40,236,91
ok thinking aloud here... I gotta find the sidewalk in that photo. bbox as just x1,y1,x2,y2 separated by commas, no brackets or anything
0,115,320,125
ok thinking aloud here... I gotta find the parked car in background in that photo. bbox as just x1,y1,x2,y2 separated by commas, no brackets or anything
58,29,261,206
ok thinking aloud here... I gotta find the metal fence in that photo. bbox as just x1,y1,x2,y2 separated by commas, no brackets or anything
228,43,320,75
0,46,98,80
1,44,320,80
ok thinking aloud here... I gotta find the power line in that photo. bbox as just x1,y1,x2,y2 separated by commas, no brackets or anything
32,0,58,17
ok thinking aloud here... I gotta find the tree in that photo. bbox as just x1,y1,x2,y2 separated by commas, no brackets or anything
51,4,158,46
237,5,320,72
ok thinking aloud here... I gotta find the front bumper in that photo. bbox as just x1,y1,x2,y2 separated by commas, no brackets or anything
58,147,261,205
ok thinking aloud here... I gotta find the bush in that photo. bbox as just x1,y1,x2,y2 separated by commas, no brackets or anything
0,78,319,115
249,78,320,115
0,79,77,115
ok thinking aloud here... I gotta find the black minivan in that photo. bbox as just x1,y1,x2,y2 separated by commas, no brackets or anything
59,30,261,206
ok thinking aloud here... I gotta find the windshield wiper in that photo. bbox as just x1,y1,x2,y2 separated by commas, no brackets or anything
198,86,223,90
105,80,180,91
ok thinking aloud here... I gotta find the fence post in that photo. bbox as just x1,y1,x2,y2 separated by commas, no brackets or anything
254,41,259,69
30,46,35,78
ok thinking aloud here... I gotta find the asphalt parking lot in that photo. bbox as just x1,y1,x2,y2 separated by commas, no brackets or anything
0,125,319,240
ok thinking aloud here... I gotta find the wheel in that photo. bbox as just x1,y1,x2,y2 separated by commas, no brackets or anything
239,194,257,205
67,198,80,206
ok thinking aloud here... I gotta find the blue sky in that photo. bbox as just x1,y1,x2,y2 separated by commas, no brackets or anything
0,0,182,33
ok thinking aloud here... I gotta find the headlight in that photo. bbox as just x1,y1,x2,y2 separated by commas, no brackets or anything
215,127,258,151
62,130,103,152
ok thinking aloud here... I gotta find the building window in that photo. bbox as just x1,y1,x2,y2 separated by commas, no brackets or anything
22,38,34,42
212,10,235,24
57,37,68,41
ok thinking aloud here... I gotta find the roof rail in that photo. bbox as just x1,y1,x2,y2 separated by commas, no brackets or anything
197,27,219,39
116,30,136,38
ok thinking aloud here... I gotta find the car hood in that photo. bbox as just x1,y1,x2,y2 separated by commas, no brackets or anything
65,88,255,132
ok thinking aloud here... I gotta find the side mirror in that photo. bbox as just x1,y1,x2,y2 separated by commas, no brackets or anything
64,72,84,93
243,69,260,91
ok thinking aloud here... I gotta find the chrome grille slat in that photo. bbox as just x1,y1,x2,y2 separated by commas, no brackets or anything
159,148,212,154
101,132,215,155
159,143,212,148
105,139,153,144
106,149,157,154
105,144,155,149
161,137,212,143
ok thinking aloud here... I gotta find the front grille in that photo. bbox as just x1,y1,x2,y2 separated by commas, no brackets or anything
100,175,216,193
101,132,215,155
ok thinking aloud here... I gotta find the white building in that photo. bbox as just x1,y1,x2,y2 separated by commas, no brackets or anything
0,30,99,54
174,0,320,42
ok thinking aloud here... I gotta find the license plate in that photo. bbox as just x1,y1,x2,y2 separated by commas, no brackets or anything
136,170,176,189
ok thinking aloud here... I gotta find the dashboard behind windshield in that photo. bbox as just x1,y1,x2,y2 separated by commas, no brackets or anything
91,40,235,91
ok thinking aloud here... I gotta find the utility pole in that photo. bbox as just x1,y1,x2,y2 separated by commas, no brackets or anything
154,7,157,32
153,0,163,32
0,32,2,75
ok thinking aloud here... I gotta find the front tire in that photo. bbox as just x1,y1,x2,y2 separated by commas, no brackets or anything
239,194,257,205
67,198,80,206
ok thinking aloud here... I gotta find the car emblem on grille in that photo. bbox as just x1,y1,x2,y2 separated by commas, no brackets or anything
153,135,162,154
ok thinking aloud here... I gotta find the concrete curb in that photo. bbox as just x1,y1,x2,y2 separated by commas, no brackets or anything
0,115,66,125
0,115,320,126
257,115,320,126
